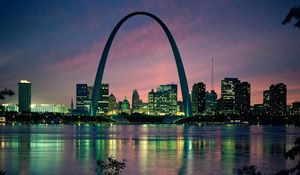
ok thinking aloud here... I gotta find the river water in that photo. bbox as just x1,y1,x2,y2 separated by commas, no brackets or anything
0,124,299,175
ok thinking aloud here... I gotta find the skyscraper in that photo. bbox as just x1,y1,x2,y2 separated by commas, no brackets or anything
148,89,156,115
237,82,251,115
192,82,206,114
269,83,287,113
132,89,140,113
18,80,31,113
205,90,217,113
219,78,241,113
98,84,109,114
108,93,117,114
147,84,178,115
263,90,270,106
76,84,88,115
158,84,177,115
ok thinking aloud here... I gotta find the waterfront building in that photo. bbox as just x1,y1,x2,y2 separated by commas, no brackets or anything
108,93,118,115
2,103,19,112
97,84,109,115
76,84,88,115
205,90,218,113
263,90,270,106
269,83,287,114
219,78,240,114
292,101,300,115
147,84,178,115
30,104,68,114
132,89,141,113
192,82,206,115
18,80,31,113
121,96,130,113
237,82,251,115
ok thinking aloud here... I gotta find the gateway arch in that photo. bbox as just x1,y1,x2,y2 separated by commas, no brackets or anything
91,12,192,117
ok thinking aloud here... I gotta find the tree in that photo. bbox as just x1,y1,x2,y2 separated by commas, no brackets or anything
282,6,300,28
0,88,15,100
235,165,263,175
274,137,300,175
96,156,126,175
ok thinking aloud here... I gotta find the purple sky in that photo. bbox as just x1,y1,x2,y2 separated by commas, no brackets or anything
1,0,300,106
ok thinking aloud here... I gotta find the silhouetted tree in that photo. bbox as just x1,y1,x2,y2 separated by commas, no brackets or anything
235,165,263,175
0,170,5,175
273,137,300,175
96,156,126,175
282,6,300,28
0,88,15,100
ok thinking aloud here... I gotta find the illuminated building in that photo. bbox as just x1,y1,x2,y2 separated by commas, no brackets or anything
108,93,117,115
269,83,287,114
292,101,300,115
2,103,19,112
18,80,31,112
192,82,206,114
97,84,109,115
30,104,68,114
147,84,178,115
263,90,270,106
218,78,240,114
177,101,184,116
205,90,217,113
132,89,141,113
237,82,251,115
121,96,130,113
76,84,88,115
148,89,156,115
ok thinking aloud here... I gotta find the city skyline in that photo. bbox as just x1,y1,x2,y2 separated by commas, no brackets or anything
1,1,300,106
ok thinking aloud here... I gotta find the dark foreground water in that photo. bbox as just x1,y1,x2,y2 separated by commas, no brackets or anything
0,124,299,175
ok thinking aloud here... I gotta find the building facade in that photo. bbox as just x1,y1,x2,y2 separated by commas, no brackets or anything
205,90,218,113
147,84,178,115
18,80,31,113
97,84,109,114
269,83,287,114
192,82,206,114
237,82,251,115
132,89,140,113
219,78,241,113
76,84,89,115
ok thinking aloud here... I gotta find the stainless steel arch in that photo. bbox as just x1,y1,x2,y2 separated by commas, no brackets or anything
91,12,192,117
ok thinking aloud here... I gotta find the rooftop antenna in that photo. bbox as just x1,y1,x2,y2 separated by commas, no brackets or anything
211,57,214,91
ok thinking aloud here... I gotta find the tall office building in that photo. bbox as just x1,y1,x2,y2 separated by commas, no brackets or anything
269,83,287,113
237,82,251,115
18,80,31,113
97,84,109,114
263,90,270,106
219,78,241,113
132,89,140,113
192,82,206,114
108,93,117,114
147,84,178,115
205,90,217,112
76,84,88,115
148,89,156,115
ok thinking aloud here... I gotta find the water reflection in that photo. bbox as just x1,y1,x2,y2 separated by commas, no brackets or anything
0,125,299,174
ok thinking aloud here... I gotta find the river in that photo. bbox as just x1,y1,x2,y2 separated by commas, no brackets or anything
0,124,299,174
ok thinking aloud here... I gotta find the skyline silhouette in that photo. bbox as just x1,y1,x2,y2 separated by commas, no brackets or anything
1,1,300,106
